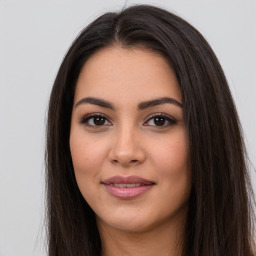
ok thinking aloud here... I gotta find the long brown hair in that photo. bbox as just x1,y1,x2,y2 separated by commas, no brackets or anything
46,5,255,255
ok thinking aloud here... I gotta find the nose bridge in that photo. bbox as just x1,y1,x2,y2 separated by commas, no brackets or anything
109,121,145,166
114,122,137,156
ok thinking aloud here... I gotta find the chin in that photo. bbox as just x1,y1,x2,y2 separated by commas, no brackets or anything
96,206,184,234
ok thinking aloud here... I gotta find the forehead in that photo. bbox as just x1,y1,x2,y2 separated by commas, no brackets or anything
74,46,182,104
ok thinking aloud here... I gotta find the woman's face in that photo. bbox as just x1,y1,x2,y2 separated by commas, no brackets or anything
70,46,191,233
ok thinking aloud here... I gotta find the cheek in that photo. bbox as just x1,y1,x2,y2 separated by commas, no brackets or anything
150,130,191,196
70,131,107,175
69,136,100,204
69,132,105,204
151,130,189,173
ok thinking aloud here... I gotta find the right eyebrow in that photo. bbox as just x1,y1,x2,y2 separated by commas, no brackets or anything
75,97,114,109
138,97,183,110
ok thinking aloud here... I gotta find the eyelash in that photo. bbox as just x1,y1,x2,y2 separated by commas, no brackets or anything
80,113,111,128
80,113,177,128
144,113,177,127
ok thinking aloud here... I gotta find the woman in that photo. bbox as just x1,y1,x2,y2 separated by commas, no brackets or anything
46,4,255,256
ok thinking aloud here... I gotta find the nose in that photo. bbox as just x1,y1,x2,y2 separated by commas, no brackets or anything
108,125,146,167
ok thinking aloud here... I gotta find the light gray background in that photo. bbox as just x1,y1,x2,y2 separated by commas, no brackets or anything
1,0,255,255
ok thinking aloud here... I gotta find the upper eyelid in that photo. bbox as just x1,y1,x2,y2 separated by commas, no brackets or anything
80,113,112,123
143,113,177,127
79,112,177,124
144,112,176,121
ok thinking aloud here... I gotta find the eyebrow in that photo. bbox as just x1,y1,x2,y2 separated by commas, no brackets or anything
75,97,114,109
75,96,183,110
138,97,183,109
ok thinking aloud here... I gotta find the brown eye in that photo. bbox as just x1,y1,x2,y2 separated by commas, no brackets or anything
92,116,106,126
80,114,111,127
144,114,176,127
153,117,166,126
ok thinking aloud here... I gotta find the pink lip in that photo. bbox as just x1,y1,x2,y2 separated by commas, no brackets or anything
101,176,155,199
102,175,154,185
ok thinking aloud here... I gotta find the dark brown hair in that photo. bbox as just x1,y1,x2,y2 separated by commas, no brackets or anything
46,4,255,256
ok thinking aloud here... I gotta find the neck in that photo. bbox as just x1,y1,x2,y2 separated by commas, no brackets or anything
98,216,185,256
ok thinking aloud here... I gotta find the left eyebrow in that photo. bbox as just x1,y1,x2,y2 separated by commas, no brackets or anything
138,97,183,110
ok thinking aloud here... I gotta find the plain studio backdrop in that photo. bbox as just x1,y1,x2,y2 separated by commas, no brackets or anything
0,0,255,255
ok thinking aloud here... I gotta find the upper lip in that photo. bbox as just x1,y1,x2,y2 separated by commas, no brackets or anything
101,175,155,185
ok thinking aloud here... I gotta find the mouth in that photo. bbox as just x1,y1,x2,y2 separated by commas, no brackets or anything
108,183,146,188
101,176,155,199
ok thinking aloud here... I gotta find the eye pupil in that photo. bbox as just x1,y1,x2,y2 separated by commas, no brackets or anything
154,117,165,126
93,116,105,125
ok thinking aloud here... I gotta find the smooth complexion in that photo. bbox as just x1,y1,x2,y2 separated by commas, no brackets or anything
70,46,191,256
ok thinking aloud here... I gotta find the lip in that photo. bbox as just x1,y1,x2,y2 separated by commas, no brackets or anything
101,175,155,199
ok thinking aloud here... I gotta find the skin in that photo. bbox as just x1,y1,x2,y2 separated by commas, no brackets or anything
70,45,191,256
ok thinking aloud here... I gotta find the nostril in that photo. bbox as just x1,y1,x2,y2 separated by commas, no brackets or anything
108,144,146,166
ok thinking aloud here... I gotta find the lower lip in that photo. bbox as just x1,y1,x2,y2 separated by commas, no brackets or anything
103,184,154,199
